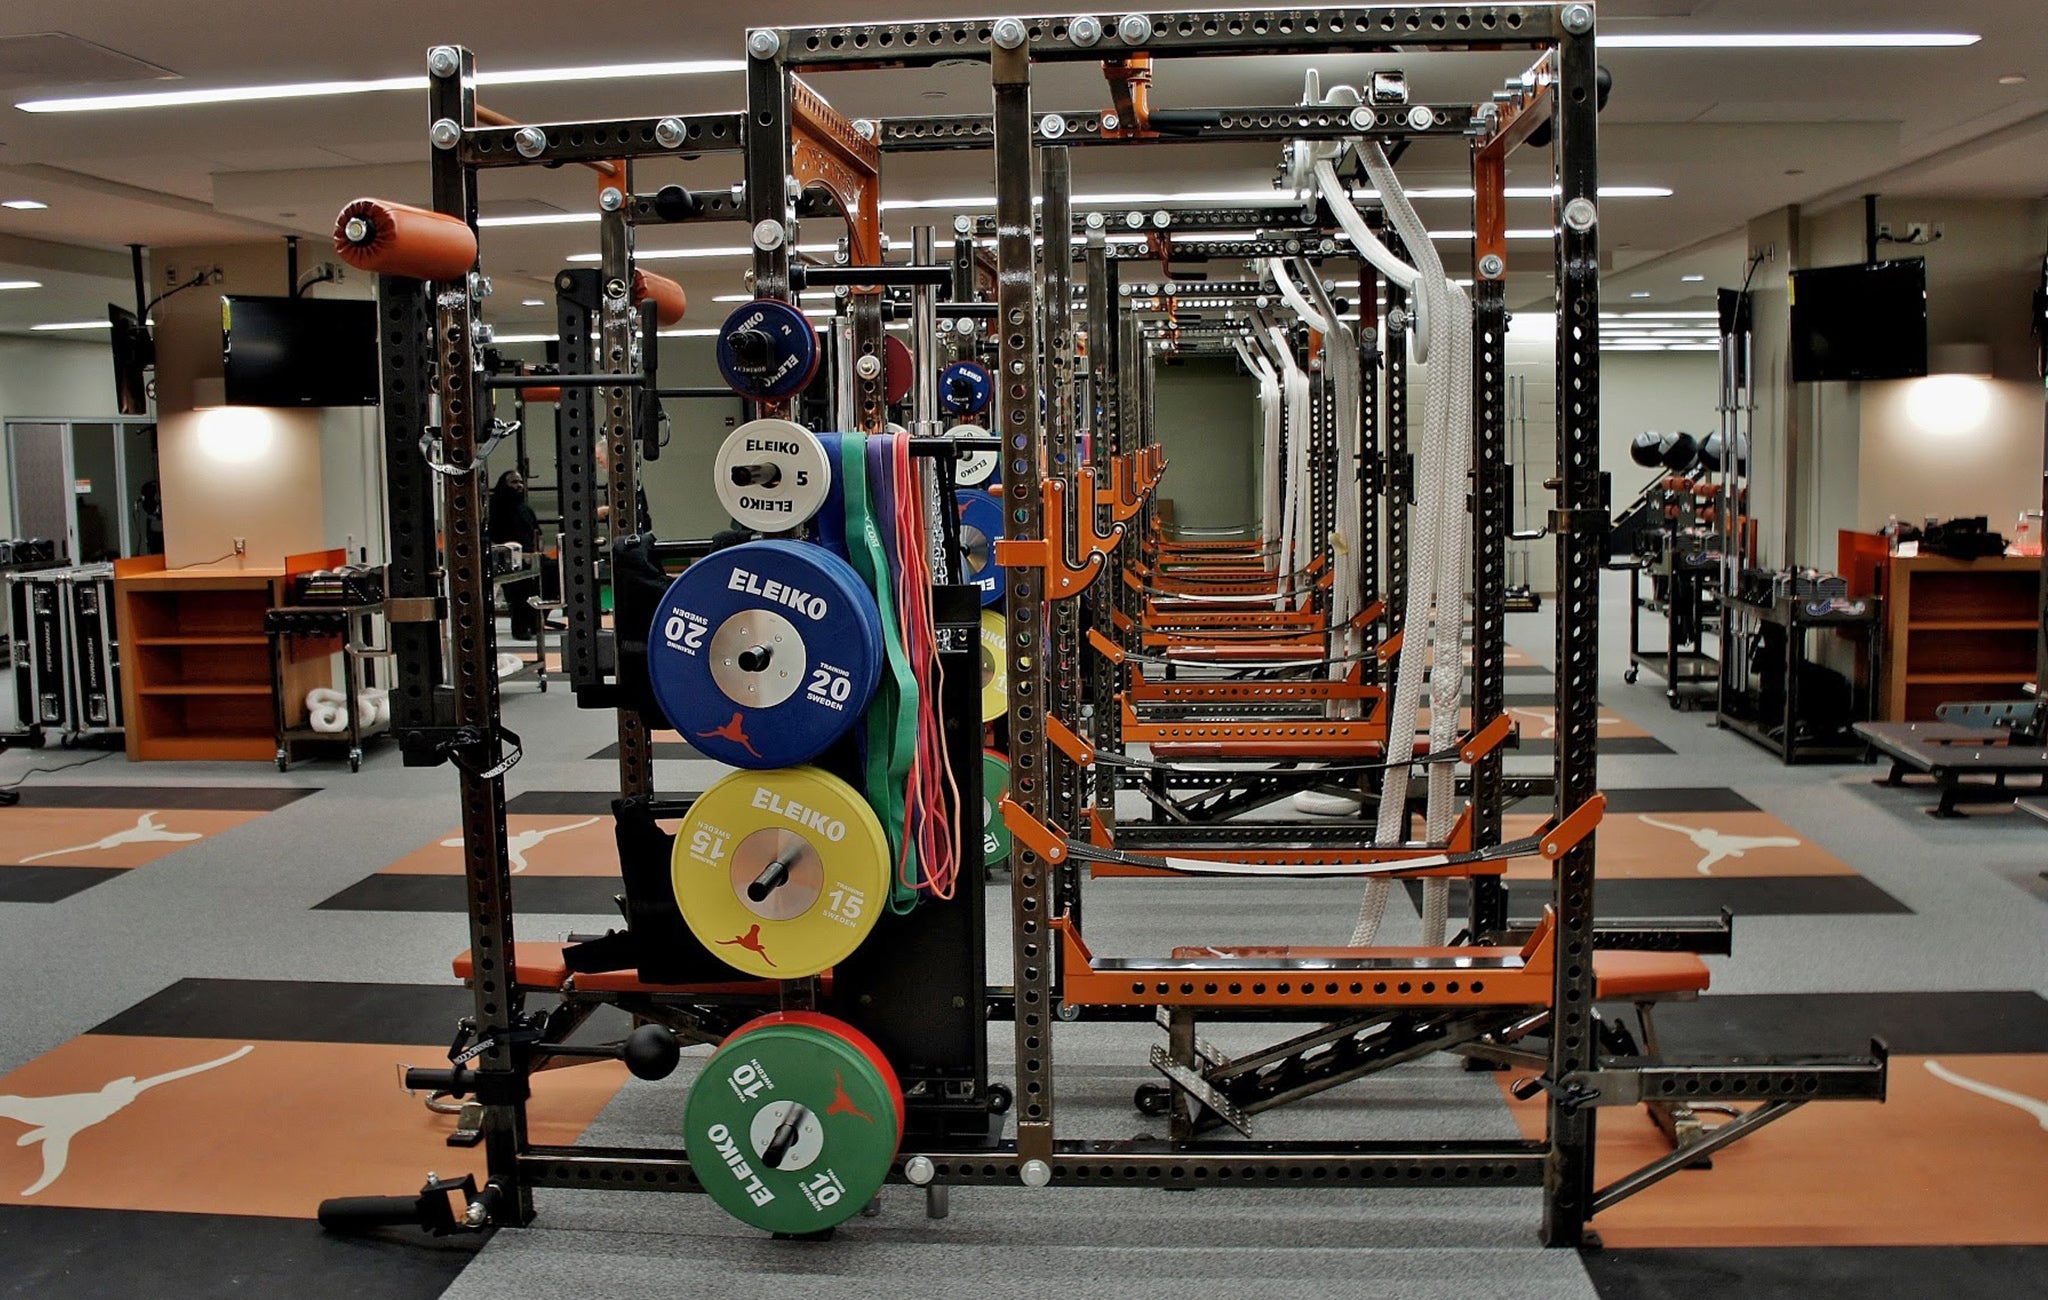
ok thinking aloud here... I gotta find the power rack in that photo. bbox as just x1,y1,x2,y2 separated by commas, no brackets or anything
336,5,1887,1250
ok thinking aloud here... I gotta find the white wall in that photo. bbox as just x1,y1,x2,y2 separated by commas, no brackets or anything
1501,310,1721,592
1152,356,1259,531
1752,197,2048,568
0,337,123,538
151,241,329,568
320,404,384,564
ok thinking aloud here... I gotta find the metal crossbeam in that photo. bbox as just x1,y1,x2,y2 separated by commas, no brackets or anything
764,8,1568,69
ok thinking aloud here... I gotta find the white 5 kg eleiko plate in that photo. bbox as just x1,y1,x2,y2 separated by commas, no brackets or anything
716,419,832,533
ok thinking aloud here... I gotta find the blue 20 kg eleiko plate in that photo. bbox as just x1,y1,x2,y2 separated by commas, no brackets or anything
647,540,883,769
939,359,992,416
958,490,1005,607
717,299,821,401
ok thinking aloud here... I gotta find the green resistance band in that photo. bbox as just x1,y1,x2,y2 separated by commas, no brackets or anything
837,435,922,914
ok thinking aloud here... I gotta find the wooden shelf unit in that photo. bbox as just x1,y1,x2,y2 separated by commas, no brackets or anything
1881,553,2043,721
113,557,328,761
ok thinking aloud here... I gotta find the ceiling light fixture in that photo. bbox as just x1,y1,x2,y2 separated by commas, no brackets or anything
1681,274,1706,282
880,184,1669,212
478,212,599,228
519,298,546,307
16,57,745,113
1601,32,1978,49
31,320,111,331
488,333,559,344
574,243,838,263
1,199,48,211
0,280,42,290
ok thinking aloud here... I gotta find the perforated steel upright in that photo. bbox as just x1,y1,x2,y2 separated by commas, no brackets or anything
1544,15,1605,1246
598,188,653,797
990,35,1055,1168
1086,230,1120,820
1468,279,1510,936
1382,231,1411,647
1042,146,1085,858
426,45,531,1227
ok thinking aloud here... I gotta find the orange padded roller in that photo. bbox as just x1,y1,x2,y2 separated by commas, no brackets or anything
521,386,562,404
631,269,687,326
333,198,477,282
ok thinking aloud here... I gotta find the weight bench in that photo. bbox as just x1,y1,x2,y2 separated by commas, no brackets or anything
1064,914,1716,1145
1855,699,2048,817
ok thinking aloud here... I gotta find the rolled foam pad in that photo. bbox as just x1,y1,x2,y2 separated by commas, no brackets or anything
333,198,478,281
632,269,688,326
1293,789,1364,817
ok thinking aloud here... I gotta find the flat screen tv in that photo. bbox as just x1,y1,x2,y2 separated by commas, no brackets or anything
221,295,379,407
108,303,154,416
1789,258,1927,383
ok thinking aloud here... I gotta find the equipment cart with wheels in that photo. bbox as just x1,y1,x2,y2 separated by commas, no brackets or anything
1624,542,1720,707
1719,592,1881,763
266,600,391,772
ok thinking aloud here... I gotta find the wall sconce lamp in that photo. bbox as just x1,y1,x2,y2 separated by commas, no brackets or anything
1905,343,1994,436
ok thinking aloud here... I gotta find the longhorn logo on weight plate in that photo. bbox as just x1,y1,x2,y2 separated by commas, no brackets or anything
700,712,766,760
825,1070,873,1124
718,924,776,966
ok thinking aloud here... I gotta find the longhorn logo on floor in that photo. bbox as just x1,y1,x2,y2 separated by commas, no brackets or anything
700,713,766,760
19,812,202,863
1924,1059,2048,1130
1636,815,1801,875
440,816,599,873
1507,706,1623,741
0,1045,253,1195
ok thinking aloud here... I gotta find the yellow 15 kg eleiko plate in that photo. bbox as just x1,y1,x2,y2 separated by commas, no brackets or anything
980,610,1009,724
673,766,890,979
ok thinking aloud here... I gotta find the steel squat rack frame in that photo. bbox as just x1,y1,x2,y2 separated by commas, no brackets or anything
363,5,1885,1249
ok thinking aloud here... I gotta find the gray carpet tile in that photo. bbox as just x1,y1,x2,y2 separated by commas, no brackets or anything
1,581,2042,1296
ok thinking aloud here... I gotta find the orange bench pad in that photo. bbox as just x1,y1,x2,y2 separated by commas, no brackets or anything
453,942,814,998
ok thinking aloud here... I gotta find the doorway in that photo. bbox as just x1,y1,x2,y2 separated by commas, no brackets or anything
5,419,162,562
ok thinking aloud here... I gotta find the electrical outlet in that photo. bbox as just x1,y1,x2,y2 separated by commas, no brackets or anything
232,537,246,556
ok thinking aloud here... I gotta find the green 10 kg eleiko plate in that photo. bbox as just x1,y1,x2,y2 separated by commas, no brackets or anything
982,749,1011,869
684,1012,904,1235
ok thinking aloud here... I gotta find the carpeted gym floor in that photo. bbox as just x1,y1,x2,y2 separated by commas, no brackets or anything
1,571,2044,1299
